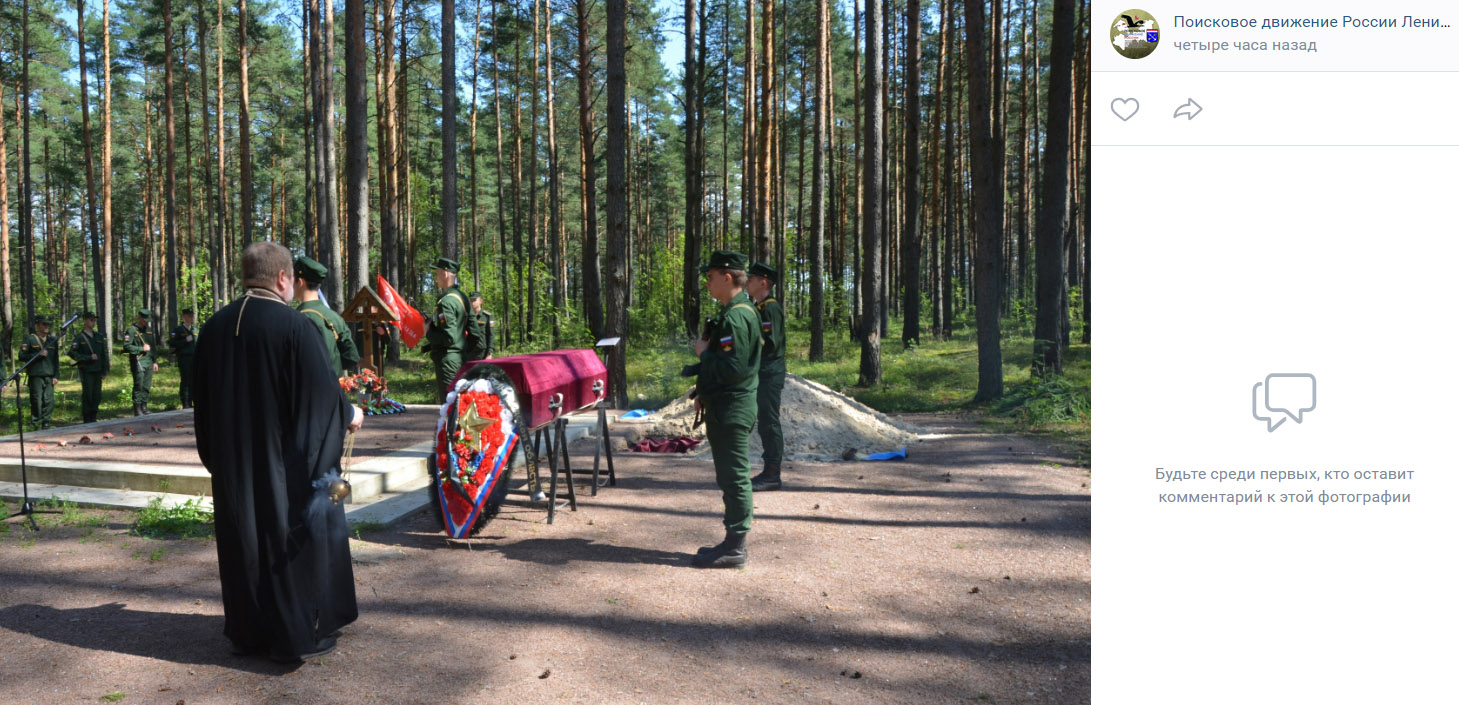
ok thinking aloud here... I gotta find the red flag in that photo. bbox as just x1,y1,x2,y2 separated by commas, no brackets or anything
377,275,427,348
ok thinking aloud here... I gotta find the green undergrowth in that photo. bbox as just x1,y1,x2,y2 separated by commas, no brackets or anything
132,496,214,539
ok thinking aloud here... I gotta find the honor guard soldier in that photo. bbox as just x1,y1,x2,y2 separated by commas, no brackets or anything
122,309,161,415
292,256,360,378
169,308,200,408
465,291,494,361
19,315,60,428
747,262,786,491
69,312,109,423
691,250,762,568
423,257,467,402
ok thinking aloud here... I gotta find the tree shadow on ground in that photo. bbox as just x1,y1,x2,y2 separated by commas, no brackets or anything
0,602,300,674
484,536,688,566
620,475,1089,503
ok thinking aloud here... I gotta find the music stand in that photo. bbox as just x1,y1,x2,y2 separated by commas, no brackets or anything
4,313,80,531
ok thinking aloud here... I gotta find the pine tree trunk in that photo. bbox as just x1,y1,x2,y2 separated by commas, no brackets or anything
858,0,883,386
604,0,629,407
164,0,180,328
576,0,603,338
808,0,827,361
78,0,105,332
1034,0,1075,373
345,0,369,298
899,0,921,348
20,0,35,325
237,0,253,249
468,0,481,291
546,5,565,348
682,0,701,338
442,0,459,259
0,81,12,360
213,0,228,302
969,0,1004,400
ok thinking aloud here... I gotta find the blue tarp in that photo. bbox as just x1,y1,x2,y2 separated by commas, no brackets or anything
863,448,907,461
620,409,653,419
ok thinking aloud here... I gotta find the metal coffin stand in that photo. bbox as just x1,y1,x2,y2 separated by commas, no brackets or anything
513,399,616,524
474,349,616,524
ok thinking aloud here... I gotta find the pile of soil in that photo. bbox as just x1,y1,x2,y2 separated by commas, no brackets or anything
625,374,921,461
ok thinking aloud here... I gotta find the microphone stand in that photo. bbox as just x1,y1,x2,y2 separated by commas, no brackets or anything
4,312,82,531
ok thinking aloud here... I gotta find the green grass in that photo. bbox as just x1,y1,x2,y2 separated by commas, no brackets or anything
627,314,1088,422
99,691,126,703
132,496,214,539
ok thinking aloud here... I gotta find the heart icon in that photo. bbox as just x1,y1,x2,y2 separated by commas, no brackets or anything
1110,97,1139,121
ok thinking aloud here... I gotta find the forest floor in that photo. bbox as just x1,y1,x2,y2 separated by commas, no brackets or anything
0,412,1090,705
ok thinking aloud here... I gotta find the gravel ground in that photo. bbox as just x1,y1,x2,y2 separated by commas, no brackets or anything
0,413,1090,705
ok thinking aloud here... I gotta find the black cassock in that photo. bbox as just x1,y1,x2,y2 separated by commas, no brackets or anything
193,288,357,660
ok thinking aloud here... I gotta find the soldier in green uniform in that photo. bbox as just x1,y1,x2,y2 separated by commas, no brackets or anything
423,257,468,402
747,262,786,491
292,256,360,378
464,291,494,361
122,309,161,416
691,250,762,568
69,312,109,423
19,315,60,428
169,308,200,408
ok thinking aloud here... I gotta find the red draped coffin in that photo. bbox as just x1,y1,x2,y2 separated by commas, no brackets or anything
457,349,608,430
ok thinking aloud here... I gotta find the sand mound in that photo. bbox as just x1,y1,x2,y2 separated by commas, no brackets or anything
626,374,920,462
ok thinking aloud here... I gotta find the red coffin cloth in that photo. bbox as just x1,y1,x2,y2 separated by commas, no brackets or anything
459,349,607,430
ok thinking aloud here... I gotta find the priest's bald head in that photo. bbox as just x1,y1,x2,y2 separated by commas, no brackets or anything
241,242,295,303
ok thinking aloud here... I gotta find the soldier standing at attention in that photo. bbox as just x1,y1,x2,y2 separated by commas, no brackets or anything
465,291,494,361
69,312,109,423
423,257,467,402
691,250,762,568
169,308,200,408
292,256,360,378
747,262,786,491
122,309,160,416
19,316,60,428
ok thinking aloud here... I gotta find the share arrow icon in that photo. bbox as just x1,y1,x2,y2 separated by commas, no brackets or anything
1173,98,1203,120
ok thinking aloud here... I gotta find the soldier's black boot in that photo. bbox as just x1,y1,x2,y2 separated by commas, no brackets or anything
751,460,782,492
692,531,747,568
133,403,144,417
141,403,151,415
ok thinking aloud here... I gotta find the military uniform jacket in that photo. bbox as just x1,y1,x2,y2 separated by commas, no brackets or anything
69,329,110,374
696,291,762,420
466,311,493,358
756,296,786,376
426,285,467,357
169,324,199,358
20,333,60,378
122,324,160,363
297,300,360,378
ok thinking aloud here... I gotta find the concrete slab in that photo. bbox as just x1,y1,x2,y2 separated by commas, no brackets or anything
1,406,619,530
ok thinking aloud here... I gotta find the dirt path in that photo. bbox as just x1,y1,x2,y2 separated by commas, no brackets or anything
0,413,1089,705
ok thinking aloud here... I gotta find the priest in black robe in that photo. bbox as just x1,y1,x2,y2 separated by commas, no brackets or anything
193,241,365,663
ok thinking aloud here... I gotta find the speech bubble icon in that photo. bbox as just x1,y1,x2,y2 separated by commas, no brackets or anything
1252,382,1285,432
1264,373,1317,424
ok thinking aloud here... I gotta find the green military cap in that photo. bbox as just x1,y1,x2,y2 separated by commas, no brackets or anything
82,311,98,319
748,262,779,281
429,257,461,273
294,255,329,284
138,308,153,318
469,291,483,300
699,250,748,273
181,308,195,315
34,314,52,325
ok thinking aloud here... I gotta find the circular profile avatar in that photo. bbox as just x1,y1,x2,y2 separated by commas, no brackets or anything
1110,9,1159,59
